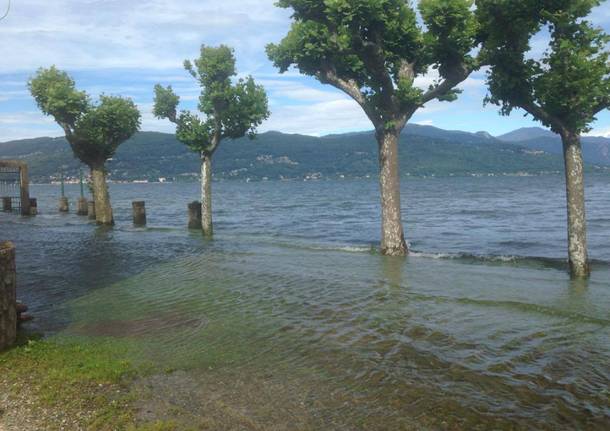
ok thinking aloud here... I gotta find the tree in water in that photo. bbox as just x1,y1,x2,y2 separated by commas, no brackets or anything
477,0,610,278
29,66,141,225
267,0,483,256
154,45,269,237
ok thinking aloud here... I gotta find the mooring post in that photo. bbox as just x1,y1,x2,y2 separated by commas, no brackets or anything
87,201,96,220
19,163,31,216
58,197,69,213
2,197,11,212
0,241,17,351
188,201,202,230
77,198,88,216
58,171,69,213
77,169,88,216
132,201,147,226
29,198,38,216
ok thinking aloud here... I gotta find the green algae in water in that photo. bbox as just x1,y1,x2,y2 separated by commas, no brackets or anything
56,246,610,430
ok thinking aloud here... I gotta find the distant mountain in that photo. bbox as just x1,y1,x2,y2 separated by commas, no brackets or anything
498,127,556,142
498,127,610,166
1,126,608,183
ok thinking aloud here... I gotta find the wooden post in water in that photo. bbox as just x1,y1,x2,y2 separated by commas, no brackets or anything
0,241,17,351
132,201,147,226
2,197,11,212
58,197,69,213
77,169,88,216
58,172,69,213
19,164,31,216
188,201,202,230
87,201,96,220
29,198,37,216
77,198,88,216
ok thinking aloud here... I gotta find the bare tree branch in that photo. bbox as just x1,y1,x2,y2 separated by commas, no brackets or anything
317,65,381,125
593,97,610,115
520,100,566,135
352,33,396,111
397,60,415,86
421,63,470,105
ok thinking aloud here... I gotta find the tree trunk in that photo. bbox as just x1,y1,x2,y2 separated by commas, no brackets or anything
90,164,114,226
377,129,408,256
561,132,589,278
201,153,213,237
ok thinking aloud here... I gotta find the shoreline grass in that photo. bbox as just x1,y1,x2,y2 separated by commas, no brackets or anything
0,333,178,431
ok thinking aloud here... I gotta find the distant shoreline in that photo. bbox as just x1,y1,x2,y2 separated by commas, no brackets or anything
30,170,609,186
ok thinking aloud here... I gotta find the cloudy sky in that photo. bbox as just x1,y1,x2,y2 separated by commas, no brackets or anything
0,0,609,142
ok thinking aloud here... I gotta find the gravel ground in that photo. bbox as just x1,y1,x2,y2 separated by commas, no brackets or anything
0,374,124,431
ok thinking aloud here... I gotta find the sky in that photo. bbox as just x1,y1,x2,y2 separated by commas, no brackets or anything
0,0,609,142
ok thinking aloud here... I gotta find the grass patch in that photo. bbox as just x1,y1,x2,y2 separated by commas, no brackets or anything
0,333,163,430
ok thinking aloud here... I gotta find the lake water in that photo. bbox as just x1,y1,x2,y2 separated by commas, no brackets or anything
1,176,609,429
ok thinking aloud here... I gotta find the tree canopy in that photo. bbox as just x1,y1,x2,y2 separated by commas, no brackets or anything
29,66,141,167
267,0,481,130
477,0,610,135
153,45,269,155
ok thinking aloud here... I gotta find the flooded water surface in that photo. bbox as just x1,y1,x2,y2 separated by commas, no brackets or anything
1,176,609,429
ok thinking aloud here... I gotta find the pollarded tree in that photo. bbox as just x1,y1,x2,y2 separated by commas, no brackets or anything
154,45,269,236
267,0,482,256
29,66,141,225
477,0,610,278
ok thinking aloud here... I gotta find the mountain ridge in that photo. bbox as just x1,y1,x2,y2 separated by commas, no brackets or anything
2,126,609,183
496,127,610,166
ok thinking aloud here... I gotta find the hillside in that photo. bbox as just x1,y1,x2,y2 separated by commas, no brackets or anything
498,127,610,166
1,125,609,183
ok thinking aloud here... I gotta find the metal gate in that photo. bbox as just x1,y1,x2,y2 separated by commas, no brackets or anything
0,165,21,212
0,161,30,215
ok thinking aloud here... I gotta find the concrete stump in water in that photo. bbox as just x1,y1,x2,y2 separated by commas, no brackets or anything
2,197,11,212
132,201,147,226
58,197,69,213
76,197,88,216
29,198,38,215
88,201,96,220
188,201,202,230
0,242,17,351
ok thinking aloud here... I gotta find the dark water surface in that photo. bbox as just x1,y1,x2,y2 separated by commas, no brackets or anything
1,176,609,429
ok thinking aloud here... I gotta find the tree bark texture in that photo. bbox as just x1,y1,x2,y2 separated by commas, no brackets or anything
201,154,213,237
91,165,114,226
377,130,408,256
562,133,590,278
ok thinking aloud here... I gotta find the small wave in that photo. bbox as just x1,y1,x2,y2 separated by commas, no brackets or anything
283,242,374,254
410,251,519,262
408,250,572,269
259,237,610,268
312,244,374,253
250,237,375,254
409,251,610,270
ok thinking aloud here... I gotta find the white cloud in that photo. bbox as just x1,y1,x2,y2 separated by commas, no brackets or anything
0,111,53,126
0,0,608,142
0,0,289,73
585,127,610,138
261,99,369,136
